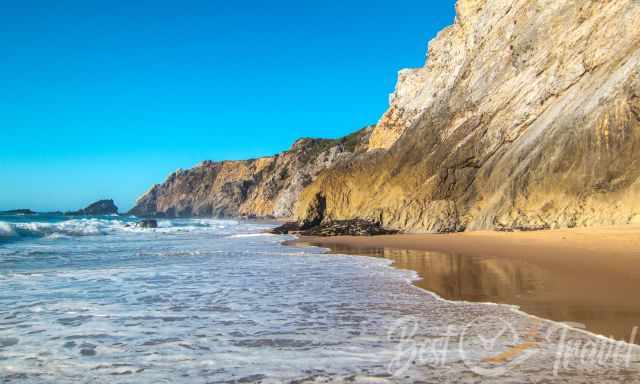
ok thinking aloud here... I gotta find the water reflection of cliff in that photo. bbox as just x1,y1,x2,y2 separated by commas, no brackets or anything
331,246,547,303
320,244,640,344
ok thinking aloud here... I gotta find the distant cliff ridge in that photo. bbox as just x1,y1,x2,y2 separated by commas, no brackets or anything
132,0,640,233
129,128,372,218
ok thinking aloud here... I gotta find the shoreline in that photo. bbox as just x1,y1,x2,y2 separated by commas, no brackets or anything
285,225,640,344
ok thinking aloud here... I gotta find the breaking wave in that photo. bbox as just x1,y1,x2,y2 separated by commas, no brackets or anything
228,233,275,238
0,218,242,243
0,221,17,239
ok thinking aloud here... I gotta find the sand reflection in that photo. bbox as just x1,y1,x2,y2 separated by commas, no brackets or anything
315,243,640,345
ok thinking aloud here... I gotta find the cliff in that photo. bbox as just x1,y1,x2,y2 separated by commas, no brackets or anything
129,128,371,218
296,0,640,232
133,0,640,233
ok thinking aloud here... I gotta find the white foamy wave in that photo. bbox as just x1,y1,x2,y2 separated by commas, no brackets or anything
0,221,17,238
136,250,205,257
157,220,173,228
152,218,237,230
147,218,241,235
1,217,246,242
187,218,238,227
15,219,125,238
44,233,72,240
228,233,275,238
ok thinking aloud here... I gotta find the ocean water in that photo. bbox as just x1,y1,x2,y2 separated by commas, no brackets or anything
1,215,639,383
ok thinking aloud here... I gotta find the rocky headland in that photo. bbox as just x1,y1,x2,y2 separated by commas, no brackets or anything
66,199,119,216
129,128,372,219
131,0,640,234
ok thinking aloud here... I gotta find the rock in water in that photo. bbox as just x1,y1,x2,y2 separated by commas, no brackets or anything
80,348,96,356
138,219,158,229
66,200,118,216
269,222,301,235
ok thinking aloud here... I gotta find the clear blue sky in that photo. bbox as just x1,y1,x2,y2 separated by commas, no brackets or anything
1,0,456,212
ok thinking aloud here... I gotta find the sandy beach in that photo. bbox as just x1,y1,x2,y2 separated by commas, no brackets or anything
289,225,640,344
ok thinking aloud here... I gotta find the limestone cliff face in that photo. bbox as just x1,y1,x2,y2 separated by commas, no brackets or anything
297,0,640,232
129,128,371,218
133,0,640,233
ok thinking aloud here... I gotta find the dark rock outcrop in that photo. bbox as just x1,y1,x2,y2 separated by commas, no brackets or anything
299,193,326,230
66,200,118,216
300,220,399,237
270,220,398,237
269,222,302,235
137,219,158,229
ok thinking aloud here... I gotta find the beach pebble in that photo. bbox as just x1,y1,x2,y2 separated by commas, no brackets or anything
80,348,97,356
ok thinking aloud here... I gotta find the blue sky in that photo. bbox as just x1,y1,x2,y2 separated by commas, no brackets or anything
1,0,456,212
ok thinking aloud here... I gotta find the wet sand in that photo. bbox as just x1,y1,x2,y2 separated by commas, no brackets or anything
287,226,640,344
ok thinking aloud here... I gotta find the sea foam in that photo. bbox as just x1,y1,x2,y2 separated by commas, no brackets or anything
0,221,17,238
0,217,249,244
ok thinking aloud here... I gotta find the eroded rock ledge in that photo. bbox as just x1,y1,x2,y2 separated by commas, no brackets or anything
270,220,399,237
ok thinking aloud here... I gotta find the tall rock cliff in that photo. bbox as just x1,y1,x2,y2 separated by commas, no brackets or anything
133,0,640,233
296,0,640,232
129,128,371,218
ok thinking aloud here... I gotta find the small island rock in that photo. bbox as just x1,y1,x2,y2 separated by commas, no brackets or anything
66,200,118,216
